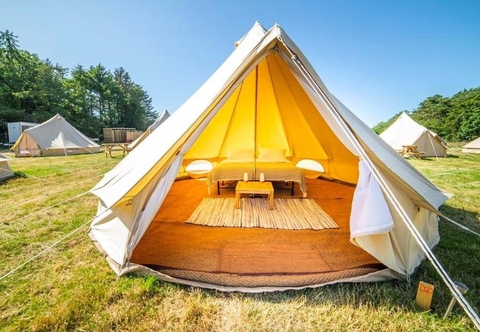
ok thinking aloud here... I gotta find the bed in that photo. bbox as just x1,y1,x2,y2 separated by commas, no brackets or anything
206,148,307,197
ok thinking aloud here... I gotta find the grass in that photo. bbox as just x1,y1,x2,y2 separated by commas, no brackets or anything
0,146,479,331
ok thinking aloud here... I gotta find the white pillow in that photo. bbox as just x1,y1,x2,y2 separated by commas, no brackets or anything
227,148,254,160
257,148,287,162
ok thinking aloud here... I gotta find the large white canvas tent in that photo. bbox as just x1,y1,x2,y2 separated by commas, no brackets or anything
128,110,170,150
11,114,101,157
0,154,14,181
90,22,451,292
380,112,447,157
462,137,480,153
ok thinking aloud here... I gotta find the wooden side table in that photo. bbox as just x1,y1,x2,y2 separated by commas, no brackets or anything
235,181,274,210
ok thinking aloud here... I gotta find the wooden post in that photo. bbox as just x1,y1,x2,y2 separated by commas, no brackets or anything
416,281,434,311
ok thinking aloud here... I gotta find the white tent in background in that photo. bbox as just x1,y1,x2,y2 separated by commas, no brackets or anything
379,112,447,157
11,114,101,157
462,137,480,153
128,110,170,150
90,22,451,292
0,154,14,181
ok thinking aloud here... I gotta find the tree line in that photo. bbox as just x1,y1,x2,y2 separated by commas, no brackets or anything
373,87,480,142
0,30,158,143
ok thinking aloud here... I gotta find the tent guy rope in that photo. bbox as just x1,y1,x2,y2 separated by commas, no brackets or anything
0,173,104,213
0,218,91,282
1,191,89,227
0,188,112,282
441,215,480,238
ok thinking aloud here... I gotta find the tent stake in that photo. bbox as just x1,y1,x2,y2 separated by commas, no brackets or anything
444,281,469,318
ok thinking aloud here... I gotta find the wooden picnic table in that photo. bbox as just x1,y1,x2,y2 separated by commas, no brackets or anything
400,145,422,159
103,143,131,157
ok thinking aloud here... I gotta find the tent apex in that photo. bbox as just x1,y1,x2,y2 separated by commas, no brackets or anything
235,22,267,47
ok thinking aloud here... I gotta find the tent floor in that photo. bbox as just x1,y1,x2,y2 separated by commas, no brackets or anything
131,177,386,288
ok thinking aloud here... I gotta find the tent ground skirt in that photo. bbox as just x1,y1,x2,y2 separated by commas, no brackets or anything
131,177,385,288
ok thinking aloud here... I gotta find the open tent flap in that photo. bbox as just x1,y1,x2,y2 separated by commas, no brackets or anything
350,160,394,239
349,160,440,275
90,22,450,280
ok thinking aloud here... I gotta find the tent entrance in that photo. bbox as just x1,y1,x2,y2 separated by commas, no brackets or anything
182,52,356,183
130,177,385,288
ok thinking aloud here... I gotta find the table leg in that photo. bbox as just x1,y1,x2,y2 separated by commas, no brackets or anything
235,191,240,209
269,190,274,210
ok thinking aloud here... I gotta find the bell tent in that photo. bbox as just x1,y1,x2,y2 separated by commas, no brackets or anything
90,22,451,292
128,110,170,150
11,114,101,157
462,137,480,153
379,112,447,157
0,154,14,181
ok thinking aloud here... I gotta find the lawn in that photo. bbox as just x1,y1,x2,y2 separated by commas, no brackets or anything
0,145,479,331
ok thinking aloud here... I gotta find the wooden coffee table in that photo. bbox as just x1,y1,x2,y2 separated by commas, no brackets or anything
235,181,274,210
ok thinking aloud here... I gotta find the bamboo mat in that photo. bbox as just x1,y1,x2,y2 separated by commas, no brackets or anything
186,197,338,230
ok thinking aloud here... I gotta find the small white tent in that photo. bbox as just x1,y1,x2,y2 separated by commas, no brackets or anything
462,137,480,153
11,114,101,157
380,112,447,157
128,110,170,150
0,154,14,181
90,22,450,291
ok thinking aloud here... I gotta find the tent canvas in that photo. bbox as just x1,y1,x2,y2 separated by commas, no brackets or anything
380,112,447,157
11,114,101,157
90,22,450,292
0,154,14,181
462,136,480,153
128,110,170,150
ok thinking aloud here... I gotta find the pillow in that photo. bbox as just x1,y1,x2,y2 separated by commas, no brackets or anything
257,148,287,162
227,148,254,160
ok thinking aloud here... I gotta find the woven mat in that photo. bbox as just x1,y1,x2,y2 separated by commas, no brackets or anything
186,197,338,230
219,243,331,273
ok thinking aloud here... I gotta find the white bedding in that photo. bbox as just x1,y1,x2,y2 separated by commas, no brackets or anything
206,160,307,197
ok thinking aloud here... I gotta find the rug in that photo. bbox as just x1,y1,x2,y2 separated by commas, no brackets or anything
219,243,332,273
186,197,338,230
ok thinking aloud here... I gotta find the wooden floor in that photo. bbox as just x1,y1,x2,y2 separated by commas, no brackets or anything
131,177,385,287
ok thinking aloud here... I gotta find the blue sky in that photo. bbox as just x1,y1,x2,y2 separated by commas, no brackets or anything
1,0,479,126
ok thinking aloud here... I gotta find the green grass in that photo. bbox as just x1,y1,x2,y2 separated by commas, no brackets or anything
0,147,479,331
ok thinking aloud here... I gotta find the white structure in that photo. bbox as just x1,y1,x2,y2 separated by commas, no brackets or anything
0,154,14,181
128,110,170,150
7,121,39,143
11,114,101,157
380,112,447,157
462,137,480,153
89,22,450,291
